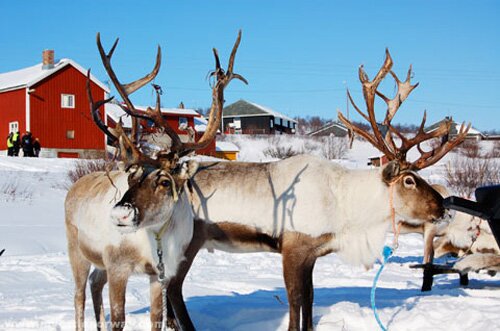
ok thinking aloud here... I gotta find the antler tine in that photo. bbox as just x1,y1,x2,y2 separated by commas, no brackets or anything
96,33,161,120
411,120,471,170
337,50,397,159
378,66,419,125
179,31,248,156
338,111,381,150
347,89,370,122
145,86,184,152
86,70,117,144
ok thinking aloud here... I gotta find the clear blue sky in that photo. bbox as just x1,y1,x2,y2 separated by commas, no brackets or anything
0,1,498,130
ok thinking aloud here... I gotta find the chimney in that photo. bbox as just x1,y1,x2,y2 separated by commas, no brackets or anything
42,50,54,70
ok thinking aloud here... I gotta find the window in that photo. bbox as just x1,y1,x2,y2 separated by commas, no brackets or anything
66,130,75,139
61,94,75,108
9,121,19,133
274,117,281,126
270,119,274,128
178,117,188,129
233,117,241,129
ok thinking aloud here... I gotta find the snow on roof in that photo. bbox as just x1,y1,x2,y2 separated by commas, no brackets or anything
194,116,208,132
246,101,298,123
216,141,239,152
105,103,203,129
0,58,109,93
456,123,482,135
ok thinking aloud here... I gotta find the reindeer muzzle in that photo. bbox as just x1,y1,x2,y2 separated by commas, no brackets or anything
110,202,139,233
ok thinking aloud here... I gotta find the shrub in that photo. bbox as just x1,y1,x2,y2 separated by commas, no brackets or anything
320,136,349,160
67,159,116,185
1,181,33,202
263,145,303,159
456,139,481,158
445,155,500,198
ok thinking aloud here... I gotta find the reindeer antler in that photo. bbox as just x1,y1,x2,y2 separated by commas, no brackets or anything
87,31,247,169
338,49,470,170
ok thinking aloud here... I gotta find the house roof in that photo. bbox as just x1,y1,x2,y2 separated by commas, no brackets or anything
223,99,298,123
425,117,483,136
0,58,109,93
105,103,202,129
307,121,348,136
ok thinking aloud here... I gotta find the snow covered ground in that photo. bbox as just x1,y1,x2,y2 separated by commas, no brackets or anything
1,138,499,331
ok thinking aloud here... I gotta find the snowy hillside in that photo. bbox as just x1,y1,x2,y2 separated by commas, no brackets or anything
1,138,500,331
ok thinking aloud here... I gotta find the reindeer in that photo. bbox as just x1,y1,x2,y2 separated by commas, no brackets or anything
147,50,469,331
65,32,245,331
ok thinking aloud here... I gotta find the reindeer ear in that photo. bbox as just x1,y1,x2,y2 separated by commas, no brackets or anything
179,160,199,180
382,160,400,184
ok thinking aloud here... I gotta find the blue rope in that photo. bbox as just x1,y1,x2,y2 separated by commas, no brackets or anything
371,245,394,331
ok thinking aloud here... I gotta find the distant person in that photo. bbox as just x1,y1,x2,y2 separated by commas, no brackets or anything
6,132,14,156
21,131,34,157
33,138,41,157
12,131,20,156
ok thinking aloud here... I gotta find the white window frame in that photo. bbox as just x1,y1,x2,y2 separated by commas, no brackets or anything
61,94,75,109
9,121,19,133
66,130,75,139
233,117,241,129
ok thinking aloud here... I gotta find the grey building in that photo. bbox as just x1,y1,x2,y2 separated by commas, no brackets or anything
222,100,298,134
307,121,348,137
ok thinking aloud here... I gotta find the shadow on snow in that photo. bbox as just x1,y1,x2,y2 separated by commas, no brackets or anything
129,284,471,331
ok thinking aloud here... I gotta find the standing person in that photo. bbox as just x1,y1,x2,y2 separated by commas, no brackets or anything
21,132,34,157
12,131,20,156
6,132,14,156
33,138,41,157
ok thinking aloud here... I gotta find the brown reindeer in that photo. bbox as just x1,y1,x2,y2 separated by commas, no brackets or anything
65,32,245,331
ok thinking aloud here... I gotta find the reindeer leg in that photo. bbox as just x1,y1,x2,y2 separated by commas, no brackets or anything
423,223,436,264
301,259,316,331
108,269,130,331
282,248,306,331
167,219,206,331
67,224,91,331
149,276,165,331
90,269,108,331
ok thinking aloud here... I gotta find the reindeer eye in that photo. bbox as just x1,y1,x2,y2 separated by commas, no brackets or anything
404,176,416,187
160,180,171,188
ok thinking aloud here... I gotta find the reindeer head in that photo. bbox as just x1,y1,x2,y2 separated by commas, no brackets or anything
110,161,199,231
381,161,445,224
87,31,246,232
339,49,470,225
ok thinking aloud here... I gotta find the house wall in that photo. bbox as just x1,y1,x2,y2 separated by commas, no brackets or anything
29,65,106,154
0,88,26,150
224,115,296,135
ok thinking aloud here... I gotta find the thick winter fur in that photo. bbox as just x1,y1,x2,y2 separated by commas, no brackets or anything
454,253,500,273
397,184,451,264
434,212,500,258
173,154,445,331
65,167,195,331
79,155,445,331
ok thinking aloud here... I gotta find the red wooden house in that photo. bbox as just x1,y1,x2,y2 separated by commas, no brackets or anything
0,50,109,158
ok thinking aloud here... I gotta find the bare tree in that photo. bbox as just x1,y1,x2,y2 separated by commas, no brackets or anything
445,155,500,198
